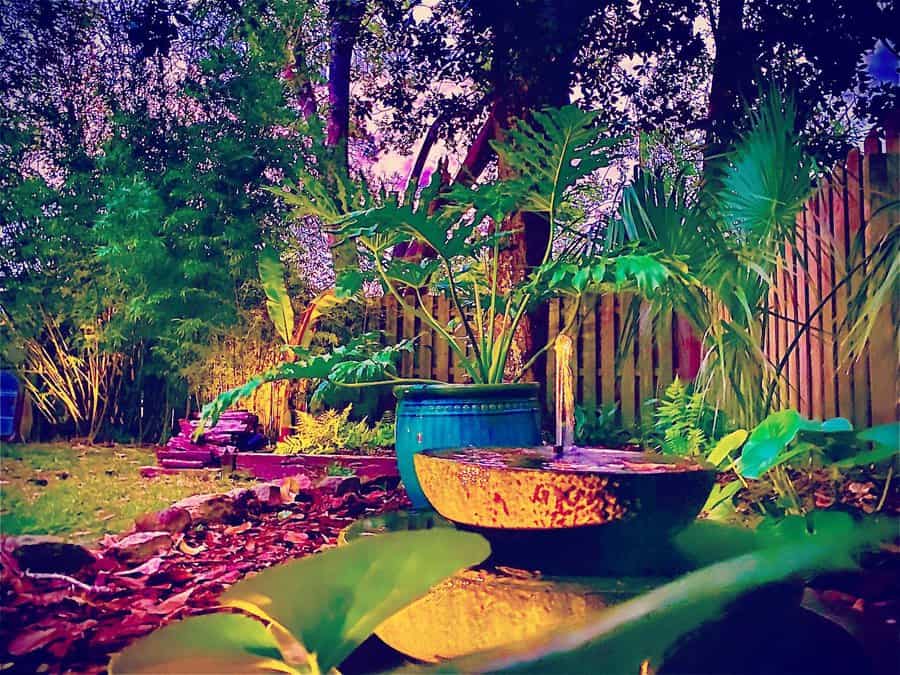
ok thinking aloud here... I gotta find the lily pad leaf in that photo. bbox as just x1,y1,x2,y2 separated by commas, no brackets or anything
222,529,490,674
834,444,899,468
739,410,803,479
109,613,294,674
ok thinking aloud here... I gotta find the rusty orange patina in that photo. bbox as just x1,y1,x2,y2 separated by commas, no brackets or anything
414,446,714,530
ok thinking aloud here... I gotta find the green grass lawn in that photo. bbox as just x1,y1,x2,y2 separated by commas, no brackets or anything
0,443,254,544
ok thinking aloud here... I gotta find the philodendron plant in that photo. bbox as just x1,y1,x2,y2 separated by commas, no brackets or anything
202,106,693,425
278,105,693,384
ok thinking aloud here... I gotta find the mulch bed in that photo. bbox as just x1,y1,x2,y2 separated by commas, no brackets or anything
0,476,410,674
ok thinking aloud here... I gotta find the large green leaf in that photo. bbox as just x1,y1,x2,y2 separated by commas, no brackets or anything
857,422,899,451
258,246,295,345
739,409,803,479
799,417,854,433
707,429,748,467
699,479,743,518
415,515,893,674
833,423,900,468
222,529,490,673
109,613,294,674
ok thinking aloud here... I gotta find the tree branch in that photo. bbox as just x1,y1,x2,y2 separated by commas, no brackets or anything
453,104,498,186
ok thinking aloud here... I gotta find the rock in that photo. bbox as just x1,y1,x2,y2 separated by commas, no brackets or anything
134,507,191,535
226,487,256,509
362,475,401,493
171,493,234,523
315,476,345,492
279,474,313,502
251,483,283,508
316,475,361,496
335,476,361,496
109,531,172,565
8,536,96,575
282,473,313,489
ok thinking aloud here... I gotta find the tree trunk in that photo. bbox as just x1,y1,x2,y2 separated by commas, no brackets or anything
326,0,365,273
289,43,318,120
487,0,588,383
705,0,748,165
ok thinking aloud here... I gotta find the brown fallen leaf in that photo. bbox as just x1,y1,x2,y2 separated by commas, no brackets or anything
284,531,309,545
7,627,61,656
224,522,252,536
153,587,195,615
115,557,164,577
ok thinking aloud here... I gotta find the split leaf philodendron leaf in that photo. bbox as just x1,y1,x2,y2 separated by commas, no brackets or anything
259,246,295,345
109,612,294,674
410,515,894,675
221,529,490,674
738,409,803,479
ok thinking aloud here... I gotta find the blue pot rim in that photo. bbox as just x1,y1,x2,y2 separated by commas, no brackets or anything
393,382,540,401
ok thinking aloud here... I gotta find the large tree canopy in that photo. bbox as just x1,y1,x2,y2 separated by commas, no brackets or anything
1,0,896,435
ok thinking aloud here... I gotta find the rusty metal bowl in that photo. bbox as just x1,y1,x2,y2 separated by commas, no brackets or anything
413,446,716,575
414,446,715,530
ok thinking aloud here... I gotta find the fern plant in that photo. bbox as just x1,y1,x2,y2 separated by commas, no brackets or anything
274,406,394,455
651,378,724,457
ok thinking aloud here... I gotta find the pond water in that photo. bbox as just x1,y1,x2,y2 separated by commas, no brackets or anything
424,446,710,475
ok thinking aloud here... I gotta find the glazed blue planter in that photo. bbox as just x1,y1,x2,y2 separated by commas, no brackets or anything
393,383,542,508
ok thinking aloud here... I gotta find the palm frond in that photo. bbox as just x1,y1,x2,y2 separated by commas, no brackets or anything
717,88,817,241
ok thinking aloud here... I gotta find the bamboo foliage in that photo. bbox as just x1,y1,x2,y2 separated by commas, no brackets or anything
189,311,287,436
21,311,126,442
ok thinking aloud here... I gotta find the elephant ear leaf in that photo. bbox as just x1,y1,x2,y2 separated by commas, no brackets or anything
259,246,295,345
739,409,803,479
221,529,490,674
109,613,295,674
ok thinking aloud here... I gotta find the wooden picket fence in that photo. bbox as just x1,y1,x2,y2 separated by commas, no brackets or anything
764,127,898,426
367,127,899,428
365,294,699,427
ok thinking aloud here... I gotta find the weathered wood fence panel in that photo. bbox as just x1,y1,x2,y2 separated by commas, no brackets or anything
764,128,898,426
366,294,691,427
367,128,898,428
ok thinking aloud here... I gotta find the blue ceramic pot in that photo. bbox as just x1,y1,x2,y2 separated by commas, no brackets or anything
393,383,542,508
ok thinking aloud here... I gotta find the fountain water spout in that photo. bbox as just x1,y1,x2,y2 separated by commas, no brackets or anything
554,334,575,454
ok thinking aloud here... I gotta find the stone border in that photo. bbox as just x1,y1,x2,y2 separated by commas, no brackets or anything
233,452,398,481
